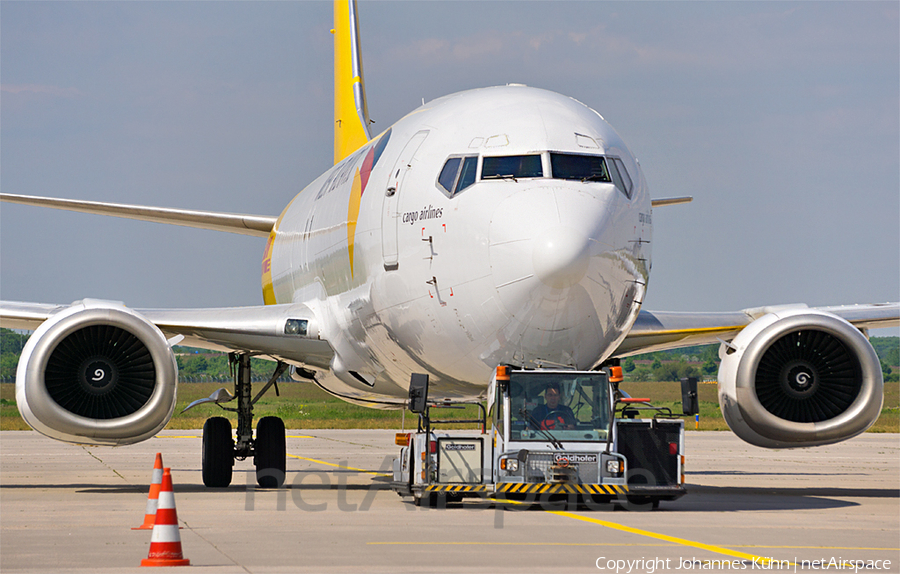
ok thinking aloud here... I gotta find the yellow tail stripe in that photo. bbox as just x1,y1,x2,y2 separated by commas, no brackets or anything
333,0,370,164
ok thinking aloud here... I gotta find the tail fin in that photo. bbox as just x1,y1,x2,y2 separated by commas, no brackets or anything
333,0,371,164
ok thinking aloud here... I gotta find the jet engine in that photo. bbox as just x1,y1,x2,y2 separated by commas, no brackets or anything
717,308,883,448
15,300,178,446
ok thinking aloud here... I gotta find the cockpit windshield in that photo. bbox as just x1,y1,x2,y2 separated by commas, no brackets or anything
509,371,610,442
550,153,611,182
481,155,543,180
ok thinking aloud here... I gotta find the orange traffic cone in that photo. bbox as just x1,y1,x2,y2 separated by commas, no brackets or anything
133,453,164,530
140,468,190,567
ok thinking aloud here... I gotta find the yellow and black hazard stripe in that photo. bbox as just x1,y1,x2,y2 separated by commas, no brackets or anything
424,484,490,493
493,483,628,495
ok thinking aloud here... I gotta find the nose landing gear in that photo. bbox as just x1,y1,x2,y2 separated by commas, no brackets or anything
199,353,288,488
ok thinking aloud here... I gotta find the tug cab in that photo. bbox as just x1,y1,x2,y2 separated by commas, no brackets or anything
391,367,687,509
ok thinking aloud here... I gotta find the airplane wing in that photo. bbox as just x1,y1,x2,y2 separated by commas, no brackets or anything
0,300,334,370
613,302,900,357
0,193,277,237
650,196,693,207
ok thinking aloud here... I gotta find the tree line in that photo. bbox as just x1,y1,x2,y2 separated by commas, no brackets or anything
0,329,289,383
1,328,897,383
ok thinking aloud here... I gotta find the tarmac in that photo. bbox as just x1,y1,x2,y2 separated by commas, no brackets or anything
1,429,898,573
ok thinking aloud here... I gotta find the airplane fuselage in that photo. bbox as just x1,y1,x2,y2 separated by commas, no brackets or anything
264,86,651,405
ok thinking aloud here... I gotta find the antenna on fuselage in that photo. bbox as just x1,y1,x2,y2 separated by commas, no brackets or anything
332,0,372,165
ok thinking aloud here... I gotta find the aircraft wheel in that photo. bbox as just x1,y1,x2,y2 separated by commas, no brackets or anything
202,417,234,487
255,416,286,488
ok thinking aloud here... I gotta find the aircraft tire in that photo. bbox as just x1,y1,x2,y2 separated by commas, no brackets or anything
202,417,234,487
255,416,286,488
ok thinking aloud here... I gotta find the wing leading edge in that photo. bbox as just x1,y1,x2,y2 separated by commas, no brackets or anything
0,300,334,370
615,302,900,357
6,300,896,364
0,193,277,238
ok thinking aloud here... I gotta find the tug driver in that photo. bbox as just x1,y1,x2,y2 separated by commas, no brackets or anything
530,382,576,430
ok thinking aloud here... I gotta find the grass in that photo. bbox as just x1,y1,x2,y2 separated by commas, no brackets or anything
0,382,482,431
2,380,897,433
619,380,900,433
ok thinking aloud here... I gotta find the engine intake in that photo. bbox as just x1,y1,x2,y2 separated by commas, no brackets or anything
718,309,883,448
16,300,178,446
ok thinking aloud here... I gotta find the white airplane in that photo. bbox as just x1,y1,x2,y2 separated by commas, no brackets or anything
2,1,897,488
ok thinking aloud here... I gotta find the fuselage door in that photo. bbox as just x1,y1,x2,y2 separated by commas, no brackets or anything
382,130,429,270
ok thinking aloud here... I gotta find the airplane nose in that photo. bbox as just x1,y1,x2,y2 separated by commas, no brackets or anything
487,184,637,369
488,186,609,296
532,225,590,289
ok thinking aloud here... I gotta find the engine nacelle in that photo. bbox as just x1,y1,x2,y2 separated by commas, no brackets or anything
16,300,178,446
718,309,883,448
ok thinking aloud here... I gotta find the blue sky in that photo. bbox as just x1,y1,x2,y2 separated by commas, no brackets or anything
1,1,898,336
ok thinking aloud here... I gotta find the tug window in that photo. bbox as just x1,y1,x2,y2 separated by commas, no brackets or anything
549,153,610,182
437,155,479,196
481,155,542,180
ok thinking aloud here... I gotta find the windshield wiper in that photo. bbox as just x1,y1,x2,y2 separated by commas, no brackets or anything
580,174,608,183
519,407,564,450
482,174,518,182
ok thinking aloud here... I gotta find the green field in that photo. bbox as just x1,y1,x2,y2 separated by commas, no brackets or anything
621,380,899,432
0,381,483,431
2,380,897,433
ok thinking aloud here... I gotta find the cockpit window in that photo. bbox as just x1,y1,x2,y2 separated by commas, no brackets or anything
457,156,478,192
438,158,461,192
550,153,634,199
481,155,542,180
437,155,479,196
610,158,634,198
550,153,610,182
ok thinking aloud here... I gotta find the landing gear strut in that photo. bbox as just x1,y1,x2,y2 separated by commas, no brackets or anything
200,353,288,488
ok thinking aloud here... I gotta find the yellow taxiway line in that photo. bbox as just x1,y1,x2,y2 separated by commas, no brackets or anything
489,497,786,566
287,453,390,477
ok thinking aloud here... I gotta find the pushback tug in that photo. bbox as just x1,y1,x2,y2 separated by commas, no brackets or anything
391,366,693,508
